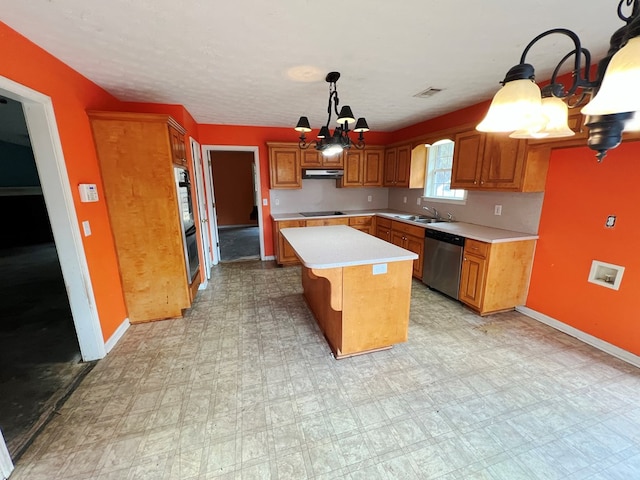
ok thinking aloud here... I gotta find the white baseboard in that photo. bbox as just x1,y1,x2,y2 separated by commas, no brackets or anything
516,306,640,369
198,279,208,290
0,430,13,480
263,255,275,261
104,318,130,354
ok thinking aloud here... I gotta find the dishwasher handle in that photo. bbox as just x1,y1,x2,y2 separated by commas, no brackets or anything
425,228,465,247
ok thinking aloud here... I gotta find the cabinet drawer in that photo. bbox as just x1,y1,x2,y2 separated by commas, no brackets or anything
391,220,424,238
349,216,373,226
305,218,350,227
376,217,392,229
464,239,489,258
278,220,306,229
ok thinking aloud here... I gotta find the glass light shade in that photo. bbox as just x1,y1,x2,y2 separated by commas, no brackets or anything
623,111,640,131
477,79,543,132
337,106,356,125
582,37,640,115
510,96,575,139
321,144,344,157
294,116,312,132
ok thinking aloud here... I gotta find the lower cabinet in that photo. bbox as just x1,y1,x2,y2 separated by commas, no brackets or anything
348,215,374,234
459,238,536,315
389,220,424,279
273,219,305,265
375,217,392,242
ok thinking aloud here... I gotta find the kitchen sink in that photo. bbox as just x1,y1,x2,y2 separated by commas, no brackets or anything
394,214,442,223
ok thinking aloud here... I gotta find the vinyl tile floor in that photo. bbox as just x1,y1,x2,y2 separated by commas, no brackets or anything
9,261,640,479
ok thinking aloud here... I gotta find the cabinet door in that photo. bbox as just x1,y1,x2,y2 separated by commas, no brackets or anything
480,135,526,189
363,148,384,186
375,225,391,242
301,149,323,168
459,253,486,309
269,146,301,189
322,151,344,168
383,148,398,186
342,150,364,187
451,130,484,189
391,230,405,248
275,220,305,265
169,125,187,166
405,234,424,278
394,144,412,187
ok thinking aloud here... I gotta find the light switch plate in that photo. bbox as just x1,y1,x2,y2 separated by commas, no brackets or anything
82,220,91,237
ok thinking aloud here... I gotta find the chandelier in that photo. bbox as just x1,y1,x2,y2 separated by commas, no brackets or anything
477,0,640,162
294,72,369,157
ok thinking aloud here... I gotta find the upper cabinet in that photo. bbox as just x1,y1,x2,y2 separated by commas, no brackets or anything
383,144,425,188
301,149,344,169
451,129,549,192
338,146,385,188
268,142,302,189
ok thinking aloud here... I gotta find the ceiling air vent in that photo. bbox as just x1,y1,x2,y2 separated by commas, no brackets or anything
414,87,443,99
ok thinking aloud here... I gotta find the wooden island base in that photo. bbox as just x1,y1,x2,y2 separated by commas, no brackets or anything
301,260,413,358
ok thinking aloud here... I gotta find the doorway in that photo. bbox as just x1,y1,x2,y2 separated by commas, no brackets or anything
203,147,264,262
0,77,105,470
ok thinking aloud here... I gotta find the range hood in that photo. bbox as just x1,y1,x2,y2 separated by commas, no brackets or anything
302,169,344,179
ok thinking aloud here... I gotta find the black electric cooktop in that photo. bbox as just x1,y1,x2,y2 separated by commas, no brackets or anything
299,211,345,217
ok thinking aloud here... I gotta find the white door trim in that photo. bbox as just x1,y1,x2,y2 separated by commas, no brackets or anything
0,75,105,362
0,430,12,480
201,145,265,260
190,138,212,282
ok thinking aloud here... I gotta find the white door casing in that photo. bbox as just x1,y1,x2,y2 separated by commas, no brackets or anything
190,137,212,281
0,76,106,361
201,145,265,261
0,429,12,480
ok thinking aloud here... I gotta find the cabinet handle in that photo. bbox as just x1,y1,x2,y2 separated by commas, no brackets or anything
473,180,477,184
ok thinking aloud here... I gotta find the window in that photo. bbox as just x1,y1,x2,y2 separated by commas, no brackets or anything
423,139,466,201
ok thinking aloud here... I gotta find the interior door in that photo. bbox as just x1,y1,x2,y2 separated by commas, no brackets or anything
190,138,213,278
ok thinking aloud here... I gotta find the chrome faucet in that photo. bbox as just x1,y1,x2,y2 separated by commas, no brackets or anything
446,212,454,222
422,205,439,219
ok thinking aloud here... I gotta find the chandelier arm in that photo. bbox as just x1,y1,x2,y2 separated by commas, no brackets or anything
519,28,594,94
548,47,596,101
619,0,639,22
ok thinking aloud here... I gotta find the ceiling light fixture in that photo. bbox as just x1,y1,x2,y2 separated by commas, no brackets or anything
477,0,640,162
294,72,369,157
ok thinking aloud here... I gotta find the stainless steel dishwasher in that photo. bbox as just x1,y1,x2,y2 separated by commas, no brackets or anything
422,229,465,299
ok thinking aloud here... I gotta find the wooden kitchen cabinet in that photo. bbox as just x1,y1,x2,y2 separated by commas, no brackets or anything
451,129,549,192
384,143,426,188
273,219,305,265
305,217,350,227
375,217,392,242
338,147,385,188
268,143,302,189
348,215,374,234
459,238,537,315
301,149,343,169
88,111,193,323
390,220,424,278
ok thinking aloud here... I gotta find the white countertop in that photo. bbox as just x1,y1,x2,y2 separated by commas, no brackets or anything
281,225,418,269
273,210,538,244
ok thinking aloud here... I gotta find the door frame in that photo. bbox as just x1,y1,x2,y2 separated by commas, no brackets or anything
189,137,213,282
201,145,265,261
0,76,105,363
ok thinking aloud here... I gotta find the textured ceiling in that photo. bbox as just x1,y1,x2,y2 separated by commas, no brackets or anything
0,0,630,132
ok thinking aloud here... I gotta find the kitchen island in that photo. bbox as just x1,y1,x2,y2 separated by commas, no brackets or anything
281,225,418,358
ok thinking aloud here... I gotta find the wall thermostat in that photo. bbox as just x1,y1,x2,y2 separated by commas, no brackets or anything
78,183,99,202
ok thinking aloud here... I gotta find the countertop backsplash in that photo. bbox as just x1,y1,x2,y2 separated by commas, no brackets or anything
269,179,389,214
388,188,544,234
269,179,543,235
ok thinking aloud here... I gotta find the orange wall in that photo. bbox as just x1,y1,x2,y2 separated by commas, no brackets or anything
0,22,128,341
526,142,640,356
210,151,257,226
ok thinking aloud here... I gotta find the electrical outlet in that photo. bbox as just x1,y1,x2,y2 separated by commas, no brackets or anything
494,204,502,216
403,196,407,204
416,198,421,205
274,199,279,206
263,198,269,206
367,195,372,202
